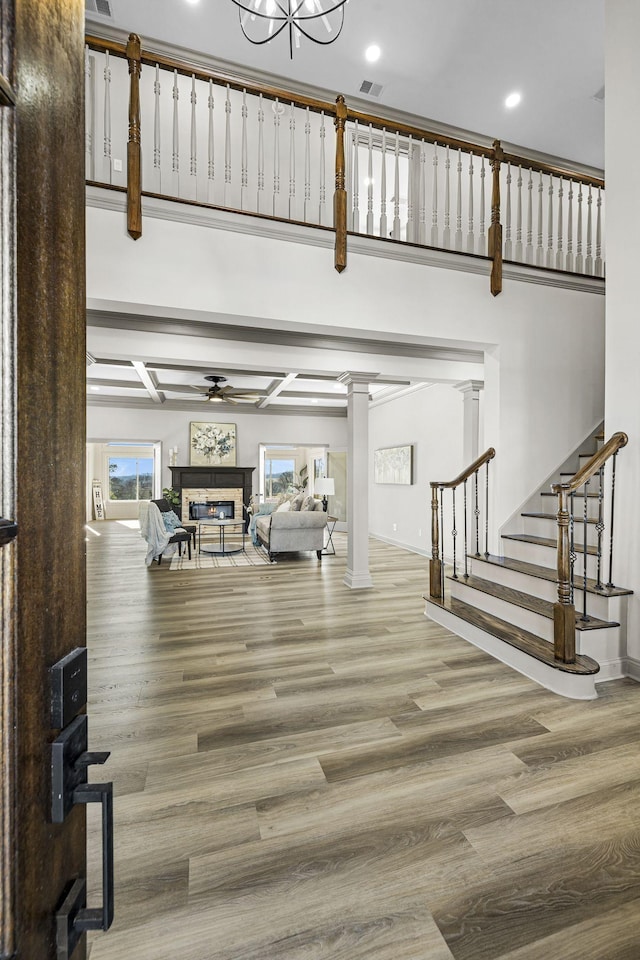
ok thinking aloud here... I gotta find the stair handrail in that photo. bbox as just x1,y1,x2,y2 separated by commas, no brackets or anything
551,431,628,665
429,447,496,600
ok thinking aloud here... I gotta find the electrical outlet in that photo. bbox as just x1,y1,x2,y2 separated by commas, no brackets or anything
418,528,422,537
392,523,397,532
113,158,123,172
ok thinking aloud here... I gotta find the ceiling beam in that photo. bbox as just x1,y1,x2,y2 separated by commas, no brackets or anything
257,373,298,409
131,361,164,404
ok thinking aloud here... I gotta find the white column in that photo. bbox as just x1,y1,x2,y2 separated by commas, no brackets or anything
338,371,375,590
455,380,484,464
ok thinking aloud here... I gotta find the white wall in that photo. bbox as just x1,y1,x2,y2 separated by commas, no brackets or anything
369,384,464,554
605,0,640,668
86,199,605,534
87,403,347,516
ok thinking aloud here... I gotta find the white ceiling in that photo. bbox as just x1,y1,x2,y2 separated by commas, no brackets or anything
85,0,603,413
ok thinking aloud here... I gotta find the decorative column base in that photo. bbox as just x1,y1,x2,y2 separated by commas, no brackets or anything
429,559,442,600
553,602,576,663
343,569,374,590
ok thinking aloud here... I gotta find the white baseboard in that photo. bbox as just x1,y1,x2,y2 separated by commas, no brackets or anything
622,657,640,682
370,533,430,558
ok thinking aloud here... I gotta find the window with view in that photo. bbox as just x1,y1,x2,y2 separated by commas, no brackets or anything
264,458,296,498
108,456,154,501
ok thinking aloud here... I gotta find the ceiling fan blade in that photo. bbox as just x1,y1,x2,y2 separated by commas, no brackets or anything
226,390,265,399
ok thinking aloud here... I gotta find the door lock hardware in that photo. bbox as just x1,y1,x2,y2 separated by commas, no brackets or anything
52,715,114,957
51,647,88,729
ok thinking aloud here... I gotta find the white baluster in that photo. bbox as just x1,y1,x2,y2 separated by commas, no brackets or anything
241,89,248,211
431,142,439,247
102,49,112,184
257,93,265,213
224,84,231,207
379,128,388,238
152,63,161,193
207,80,215,204
366,124,374,235
273,98,281,217
525,168,534,264
556,179,564,270
443,146,451,249
405,135,414,242
466,154,475,254
188,75,197,201
288,101,296,220
575,183,584,273
392,131,401,240
535,171,544,266
595,187,603,277
585,184,593,274
546,176,554,268
504,163,512,260
352,120,360,234
318,111,326,225
515,166,523,261
171,70,180,197
478,155,486,255
304,107,311,223
566,180,574,272
85,47,95,181
455,149,463,250
418,140,427,246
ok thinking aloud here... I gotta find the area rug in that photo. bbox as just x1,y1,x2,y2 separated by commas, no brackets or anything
170,542,273,570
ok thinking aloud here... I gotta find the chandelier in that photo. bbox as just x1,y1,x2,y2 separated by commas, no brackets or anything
229,0,348,59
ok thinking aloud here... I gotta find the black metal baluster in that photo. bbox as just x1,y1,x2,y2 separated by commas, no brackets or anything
474,469,480,557
569,490,576,605
451,487,458,580
484,459,490,558
463,478,469,579
595,465,604,590
606,452,618,589
439,485,445,599
580,478,589,621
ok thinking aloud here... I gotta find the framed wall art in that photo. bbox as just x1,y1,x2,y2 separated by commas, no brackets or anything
374,444,414,485
190,422,237,466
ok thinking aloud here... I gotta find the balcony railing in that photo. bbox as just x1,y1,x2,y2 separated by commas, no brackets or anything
85,33,605,294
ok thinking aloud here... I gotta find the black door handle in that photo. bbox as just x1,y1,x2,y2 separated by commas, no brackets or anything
73,782,114,932
0,518,17,547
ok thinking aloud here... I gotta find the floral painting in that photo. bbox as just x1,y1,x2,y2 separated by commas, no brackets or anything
190,422,237,466
374,444,414,485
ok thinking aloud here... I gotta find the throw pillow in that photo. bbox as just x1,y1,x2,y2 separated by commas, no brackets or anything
301,495,316,511
291,493,305,511
162,510,183,532
276,500,291,512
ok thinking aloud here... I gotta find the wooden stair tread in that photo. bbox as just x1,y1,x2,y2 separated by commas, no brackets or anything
427,596,600,675
449,574,619,631
471,554,633,597
502,533,598,556
521,512,598,525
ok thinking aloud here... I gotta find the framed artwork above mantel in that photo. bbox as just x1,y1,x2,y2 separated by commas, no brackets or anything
190,421,237,466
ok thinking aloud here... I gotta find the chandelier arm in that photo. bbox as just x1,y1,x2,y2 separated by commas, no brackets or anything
293,10,345,43
238,16,291,44
229,0,347,21
228,0,289,22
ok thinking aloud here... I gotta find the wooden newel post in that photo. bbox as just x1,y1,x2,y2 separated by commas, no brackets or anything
553,484,576,663
126,33,142,240
429,483,442,599
333,94,348,273
488,138,503,297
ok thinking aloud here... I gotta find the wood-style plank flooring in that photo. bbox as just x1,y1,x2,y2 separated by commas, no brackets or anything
86,521,640,960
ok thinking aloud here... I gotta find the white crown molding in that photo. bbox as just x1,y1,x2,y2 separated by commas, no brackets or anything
86,394,346,417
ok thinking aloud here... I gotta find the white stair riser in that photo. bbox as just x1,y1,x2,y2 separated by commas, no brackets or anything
451,578,554,641
424,601,598,700
540,495,601,518
575,626,624,664
469,558,616,621
501,538,603,580
521,516,603,547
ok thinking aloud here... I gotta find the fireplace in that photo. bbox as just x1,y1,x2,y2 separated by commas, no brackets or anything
189,500,235,521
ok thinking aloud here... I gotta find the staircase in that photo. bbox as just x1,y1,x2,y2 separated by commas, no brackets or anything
425,433,632,700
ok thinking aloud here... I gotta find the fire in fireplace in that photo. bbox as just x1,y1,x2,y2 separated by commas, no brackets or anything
189,500,235,521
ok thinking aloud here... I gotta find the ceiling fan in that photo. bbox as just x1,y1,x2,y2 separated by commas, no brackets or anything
191,375,264,405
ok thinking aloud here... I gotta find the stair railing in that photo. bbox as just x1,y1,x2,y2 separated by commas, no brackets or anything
551,431,628,663
429,448,496,601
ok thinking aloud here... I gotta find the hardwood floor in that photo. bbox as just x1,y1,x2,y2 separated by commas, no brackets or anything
86,521,640,960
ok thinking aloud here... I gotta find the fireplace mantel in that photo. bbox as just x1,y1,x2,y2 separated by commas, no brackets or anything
169,465,254,515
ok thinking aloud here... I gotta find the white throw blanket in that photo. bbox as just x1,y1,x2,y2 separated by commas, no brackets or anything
139,501,177,566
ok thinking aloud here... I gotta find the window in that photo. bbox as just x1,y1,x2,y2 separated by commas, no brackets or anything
108,456,154,501
264,458,295,497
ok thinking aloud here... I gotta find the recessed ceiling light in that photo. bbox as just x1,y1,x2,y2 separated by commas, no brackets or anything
90,385,100,391
311,398,319,404
185,0,200,4
365,44,381,63
505,91,521,109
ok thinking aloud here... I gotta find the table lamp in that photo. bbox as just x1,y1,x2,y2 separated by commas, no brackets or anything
315,477,335,512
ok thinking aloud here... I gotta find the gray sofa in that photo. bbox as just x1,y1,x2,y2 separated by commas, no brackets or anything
255,501,327,560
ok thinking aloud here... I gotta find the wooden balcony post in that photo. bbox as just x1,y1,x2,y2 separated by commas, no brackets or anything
333,94,348,273
126,33,142,240
429,483,442,599
553,484,576,662
488,138,503,297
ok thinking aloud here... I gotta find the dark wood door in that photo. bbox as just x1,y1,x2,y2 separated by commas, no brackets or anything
1,2,90,958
